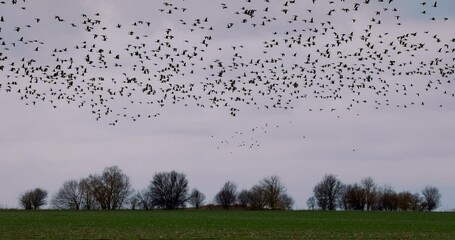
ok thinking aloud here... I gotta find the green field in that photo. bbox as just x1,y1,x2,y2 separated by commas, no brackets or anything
0,210,454,239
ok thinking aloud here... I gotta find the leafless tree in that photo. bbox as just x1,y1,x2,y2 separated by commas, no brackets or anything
410,193,422,211
257,175,293,210
397,191,415,211
374,185,398,211
279,193,294,210
421,186,441,211
343,183,366,211
188,188,205,209
313,174,343,210
338,184,349,210
214,181,237,209
32,188,48,209
248,185,266,210
79,178,99,210
19,188,48,210
83,166,132,210
51,180,84,210
361,177,377,211
135,189,154,210
237,189,251,209
148,171,189,210
306,196,316,210
127,192,140,210
19,191,34,210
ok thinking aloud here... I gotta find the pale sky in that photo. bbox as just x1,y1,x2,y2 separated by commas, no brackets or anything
1,0,454,210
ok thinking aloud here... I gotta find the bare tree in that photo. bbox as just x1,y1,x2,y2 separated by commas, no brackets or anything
51,180,84,210
279,193,294,210
306,196,316,210
103,166,133,209
127,192,140,210
397,191,414,211
136,189,154,210
79,178,99,210
31,188,48,210
410,193,422,211
338,184,349,211
248,185,266,210
421,186,441,211
19,191,33,210
257,175,293,210
148,171,189,210
361,177,377,211
19,188,48,210
374,185,398,211
343,183,366,211
214,181,237,209
188,188,205,209
83,166,132,210
237,189,251,209
313,174,343,210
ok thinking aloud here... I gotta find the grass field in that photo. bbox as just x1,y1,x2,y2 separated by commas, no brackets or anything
0,210,454,239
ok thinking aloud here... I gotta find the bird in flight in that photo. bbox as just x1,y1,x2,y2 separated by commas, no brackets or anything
0,0,452,127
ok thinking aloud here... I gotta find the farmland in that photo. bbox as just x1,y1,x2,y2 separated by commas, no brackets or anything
0,210,454,239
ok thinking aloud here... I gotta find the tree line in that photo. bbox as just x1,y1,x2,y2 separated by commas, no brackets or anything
17,166,442,211
307,174,441,211
18,166,293,210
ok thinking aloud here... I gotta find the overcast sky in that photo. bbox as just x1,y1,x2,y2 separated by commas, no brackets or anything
1,0,454,210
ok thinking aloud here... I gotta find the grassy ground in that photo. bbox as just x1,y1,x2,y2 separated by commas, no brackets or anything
0,210,454,239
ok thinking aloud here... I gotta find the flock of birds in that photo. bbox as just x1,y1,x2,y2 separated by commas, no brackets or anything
0,0,454,131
